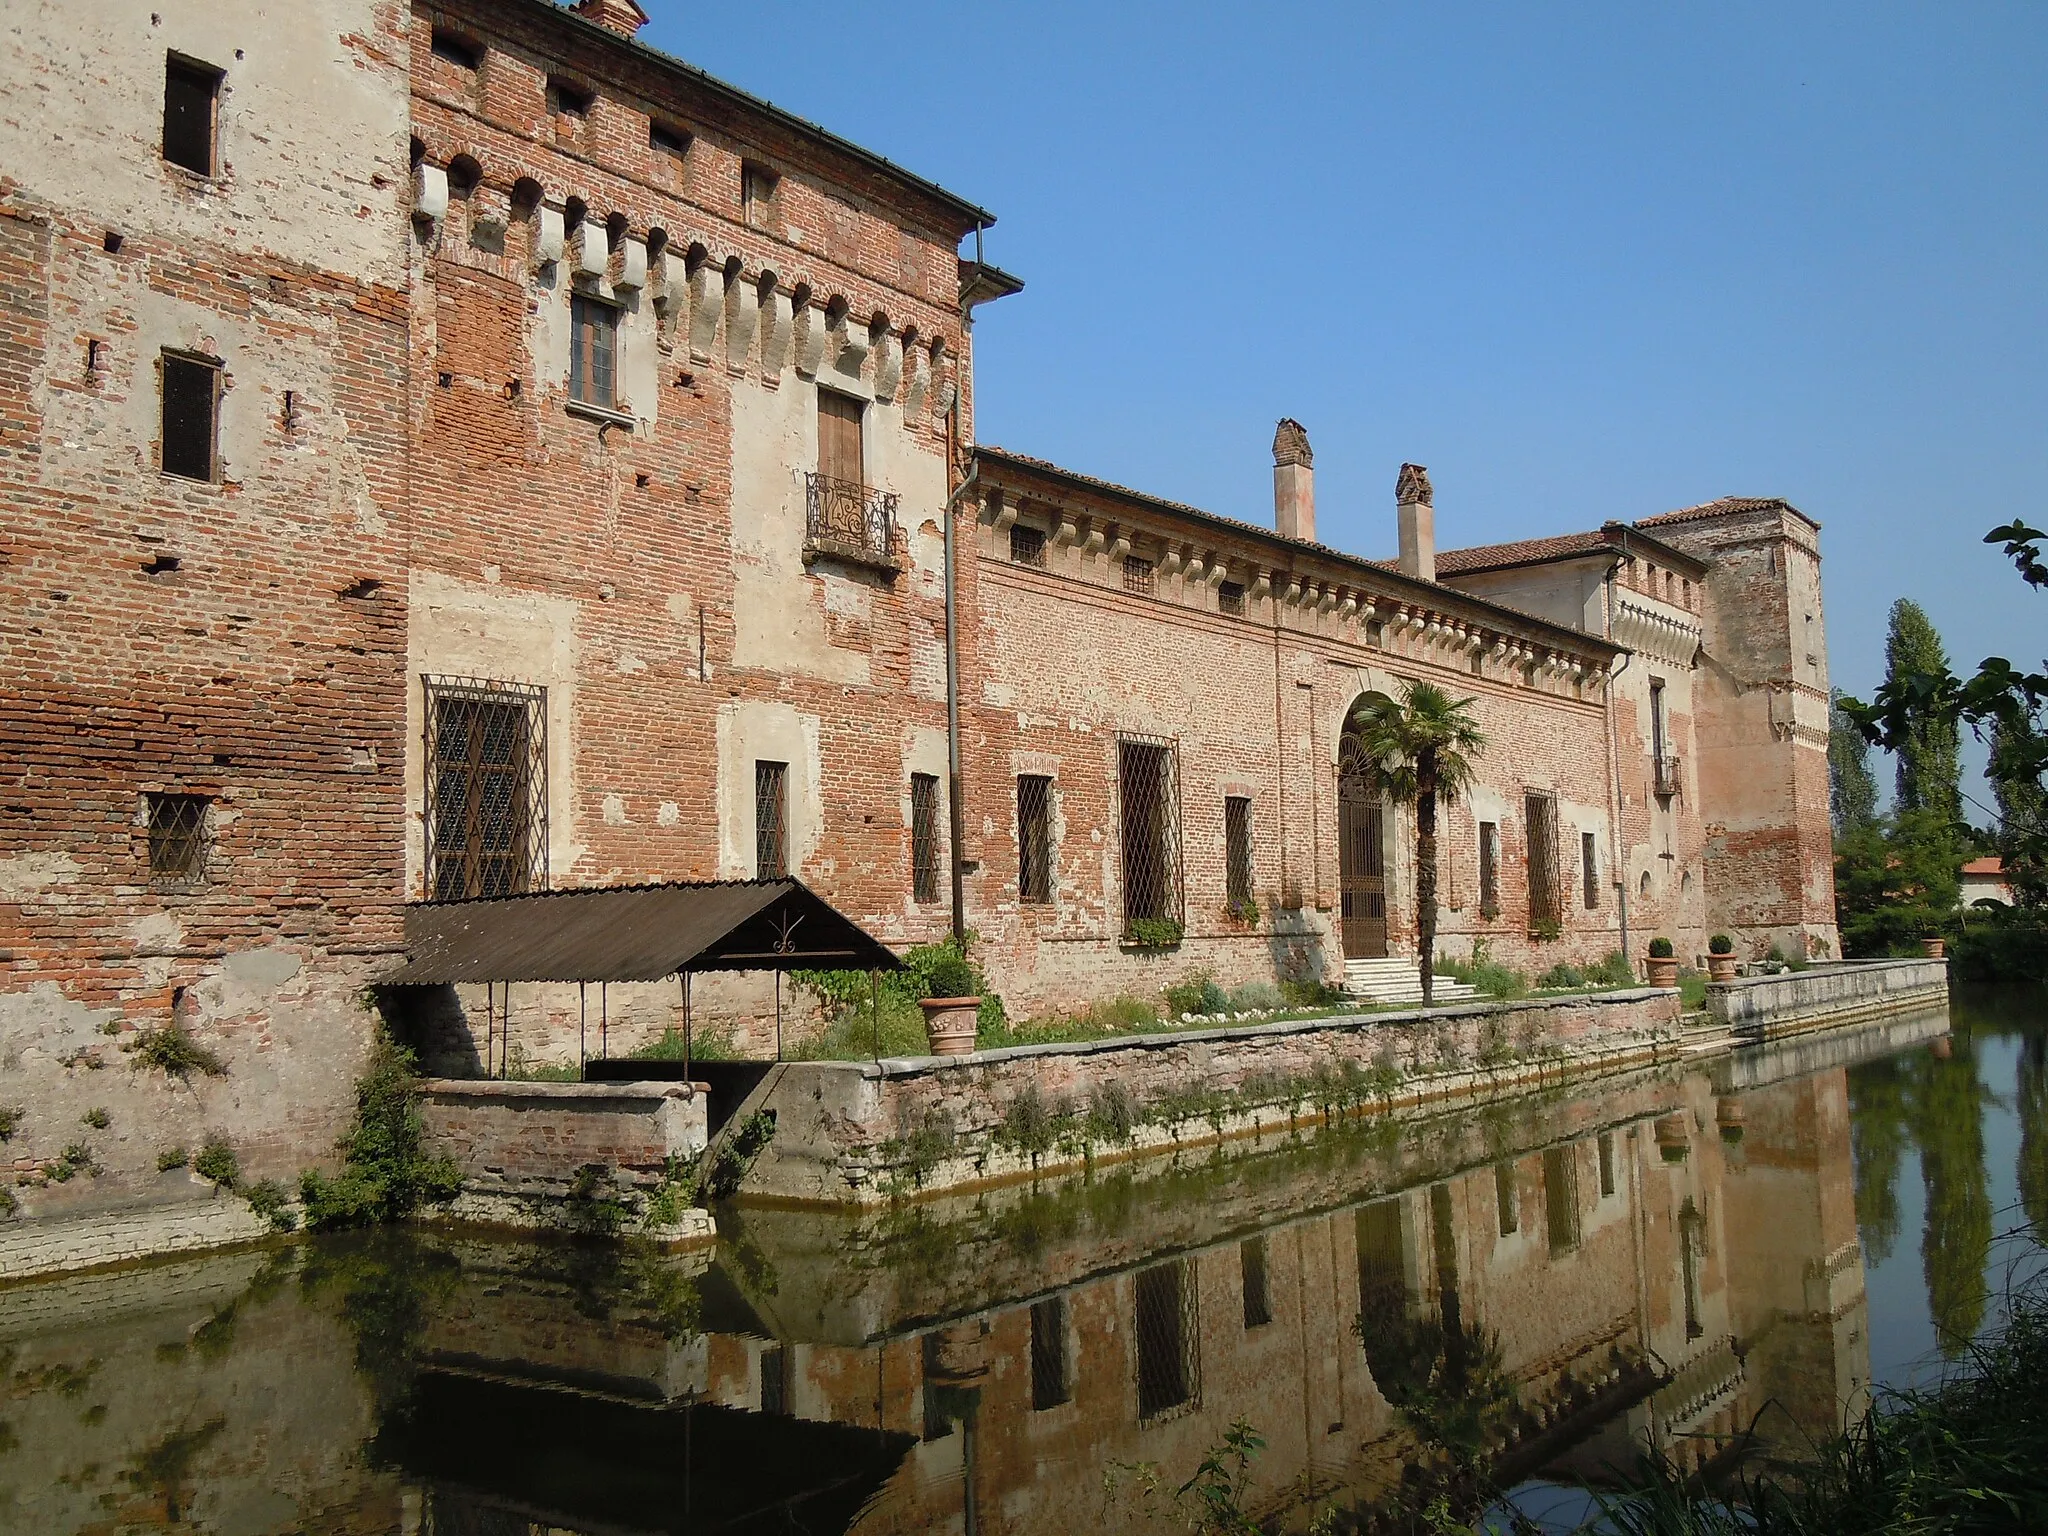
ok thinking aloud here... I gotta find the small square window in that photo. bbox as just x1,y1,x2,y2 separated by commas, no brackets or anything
547,77,594,117
430,29,483,70
1217,580,1245,616
742,162,779,230
1009,525,1046,568
163,54,223,177
146,793,209,881
161,351,220,482
650,121,689,161
569,294,618,409
1122,555,1155,596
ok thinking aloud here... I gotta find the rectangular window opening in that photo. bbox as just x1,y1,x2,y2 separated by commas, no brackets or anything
1478,821,1500,919
1018,774,1053,904
1545,1146,1583,1255
1525,792,1560,932
1008,524,1046,568
742,161,778,229
163,54,223,176
1582,830,1600,910
547,76,594,117
424,677,547,900
755,761,789,879
1122,555,1156,596
910,772,941,904
649,120,690,160
430,29,483,70
1030,1297,1069,1410
146,792,209,882
1117,737,1180,932
1240,1237,1272,1328
1224,795,1254,913
817,387,864,485
1494,1163,1519,1237
160,351,220,482
568,293,619,409
1134,1259,1199,1420
1218,579,1245,616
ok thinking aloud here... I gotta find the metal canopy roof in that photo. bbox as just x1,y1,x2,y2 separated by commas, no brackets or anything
383,878,901,985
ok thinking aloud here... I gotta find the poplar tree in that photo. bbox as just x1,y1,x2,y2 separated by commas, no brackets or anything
1990,714,2048,905
1829,690,1880,835
1883,599,1963,823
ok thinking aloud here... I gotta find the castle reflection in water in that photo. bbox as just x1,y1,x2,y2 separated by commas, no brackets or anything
1,1007,1972,1535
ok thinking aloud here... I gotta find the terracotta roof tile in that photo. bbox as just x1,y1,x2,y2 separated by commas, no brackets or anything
1433,531,1612,576
1636,496,1806,528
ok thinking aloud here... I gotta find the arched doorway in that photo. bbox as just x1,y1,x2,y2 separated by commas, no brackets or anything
1337,707,1389,959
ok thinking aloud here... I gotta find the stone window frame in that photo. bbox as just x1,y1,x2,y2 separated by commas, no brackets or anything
422,675,549,901
159,348,222,483
162,52,224,179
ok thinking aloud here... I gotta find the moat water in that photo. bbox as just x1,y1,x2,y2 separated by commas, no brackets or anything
2,984,2042,1535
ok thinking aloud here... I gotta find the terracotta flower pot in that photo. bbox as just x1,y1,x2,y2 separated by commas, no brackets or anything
1707,954,1738,983
1920,937,1946,960
1645,955,1680,989
919,996,981,1056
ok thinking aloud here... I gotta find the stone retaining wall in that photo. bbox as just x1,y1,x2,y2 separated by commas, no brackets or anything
740,989,1687,1205
1706,957,1948,1039
0,1194,275,1284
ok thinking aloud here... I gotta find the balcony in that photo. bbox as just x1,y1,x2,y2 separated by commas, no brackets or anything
1653,753,1681,797
803,472,901,575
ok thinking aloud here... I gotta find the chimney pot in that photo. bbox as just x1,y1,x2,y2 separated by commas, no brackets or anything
1273,419,1316,543
1396,462,1436,583
576,0,651,36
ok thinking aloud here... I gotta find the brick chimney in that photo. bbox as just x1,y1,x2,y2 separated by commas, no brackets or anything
576,0,650,36
1273,419,1315,543
1396,463,1435,582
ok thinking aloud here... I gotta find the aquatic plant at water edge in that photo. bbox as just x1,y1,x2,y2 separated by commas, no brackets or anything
297,1034,462,1229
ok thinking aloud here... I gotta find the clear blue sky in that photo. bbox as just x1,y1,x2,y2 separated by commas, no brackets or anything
643,1,2045,814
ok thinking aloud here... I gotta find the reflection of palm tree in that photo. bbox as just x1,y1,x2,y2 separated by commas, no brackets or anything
1912,1031,1994,1356
1849,1056,1911,1263
2020,1034,2048,1244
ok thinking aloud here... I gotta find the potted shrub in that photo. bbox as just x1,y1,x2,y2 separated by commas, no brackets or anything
1645,936,1679,989
918,956,982,1057
1706,933,1738,983
1920,935,1947,960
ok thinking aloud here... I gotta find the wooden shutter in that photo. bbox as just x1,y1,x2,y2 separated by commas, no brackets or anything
818,389,863,484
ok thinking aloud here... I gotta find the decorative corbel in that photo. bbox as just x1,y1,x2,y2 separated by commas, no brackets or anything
830,310,869,377
1206,562,1229,589
614,236,647,290
1050,515,1080,550
758,286,793,377
987,491,1016,533
412,163,449,235
902,344,930,417
1318,585,1339,615
532,205,566,272
570,219,608,280
1105,526,1131,564
1079,521,1106,558
793,303,826,378
1249,571,1274,603
872,330,903,402
687,261,721,361
1158,547,1185,581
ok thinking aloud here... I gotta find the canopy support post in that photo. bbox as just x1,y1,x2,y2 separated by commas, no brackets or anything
871,968,881,1063
601,981,608,1060
578,983,587,1077
485,983,496,1079
681,971,692,1079
775,970,784,1061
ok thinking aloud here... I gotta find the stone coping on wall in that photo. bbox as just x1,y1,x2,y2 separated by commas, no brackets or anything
420,1078,708,1103
852,987,1683,1079
1704,957,1948,1040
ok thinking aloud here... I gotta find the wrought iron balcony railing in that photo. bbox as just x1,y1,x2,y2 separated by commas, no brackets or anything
803,472,900,571
1653,753,1681,797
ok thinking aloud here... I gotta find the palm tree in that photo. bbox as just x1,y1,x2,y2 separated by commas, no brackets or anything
1347,681,1488,1005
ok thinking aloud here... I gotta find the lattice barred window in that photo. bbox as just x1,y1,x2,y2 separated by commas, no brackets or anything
1494,1163,1519,1236
423,677,547,901
1117,737,1181,932
1018,774,1053,904
1030,1297,1069,1410
1240,1236,1272,1328
1525,792,1561,932
1545,1146,1583,1255
1582,831,1600,909
1009,524,1046,568
1218,579,1245,616
1122,555,1155,595
755,760,788,879
145,792,209,882
1478,821,1500,919
1134,1259,1199,1420
910,772,941,904
1224,795,1254,911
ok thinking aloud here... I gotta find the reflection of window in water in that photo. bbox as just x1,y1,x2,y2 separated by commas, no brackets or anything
1355,1197,1411,1350
921,1333,953,1440
760,1344,790,1415
1545,1146,1583,1255
1598,1131,1618,1198
1680,1196,1707,1339
1134,1259,1200,1420
1240,1236,1273,1328
1030,1297,1069,1410
1494,1163,1519,1237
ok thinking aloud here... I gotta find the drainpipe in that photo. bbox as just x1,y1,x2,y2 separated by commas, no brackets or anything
941,458,980,944
1604,555,1634,967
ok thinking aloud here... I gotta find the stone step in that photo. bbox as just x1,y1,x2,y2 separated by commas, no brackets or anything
1340,957,1480,1006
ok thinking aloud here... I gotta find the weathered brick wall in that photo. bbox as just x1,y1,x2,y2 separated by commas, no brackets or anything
417,1077,708,1196
0,2,416,1217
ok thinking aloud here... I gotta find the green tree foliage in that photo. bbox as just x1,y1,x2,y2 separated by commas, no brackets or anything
1883,598,1963,822
2021,1033,2048,1246
1912,1030,1994,1357
1990,713,2048,906
1834,809,1961,956
1829,690,1881,835
1345,681,1487,1005
1848,1055,1911,1264
298,1035,462,1229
